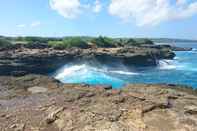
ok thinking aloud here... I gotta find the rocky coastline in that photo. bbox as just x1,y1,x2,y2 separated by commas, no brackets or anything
0,44,177,76
1,44,197,131
1,75,197,130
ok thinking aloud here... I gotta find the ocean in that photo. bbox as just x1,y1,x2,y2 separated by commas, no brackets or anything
53,42,197,88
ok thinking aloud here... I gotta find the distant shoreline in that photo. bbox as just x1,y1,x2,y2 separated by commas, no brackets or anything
151,38,197,43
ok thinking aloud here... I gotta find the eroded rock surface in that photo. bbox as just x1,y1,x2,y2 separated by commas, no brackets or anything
0,46,175,76
0,75,197,131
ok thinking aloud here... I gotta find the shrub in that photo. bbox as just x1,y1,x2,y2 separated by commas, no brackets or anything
123,38,154,47
48,37,89,49
135,39,154,45
0,38,12,48
48,41,66,49
124,39,138,46
25,37,49,43
91,36,116,48
63,37,89,48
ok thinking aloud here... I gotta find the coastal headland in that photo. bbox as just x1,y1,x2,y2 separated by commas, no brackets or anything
0,36,196,131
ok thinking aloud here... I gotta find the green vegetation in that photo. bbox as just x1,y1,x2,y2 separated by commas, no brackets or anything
0,38,12,48
48,37,89,49
15,36,63,44
91,36,116,48
63,37,89,48
115,38,154,47
134,38,154,45
0,36,156,49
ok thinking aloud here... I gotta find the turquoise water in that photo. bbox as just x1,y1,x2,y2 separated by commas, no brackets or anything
54,42,197,88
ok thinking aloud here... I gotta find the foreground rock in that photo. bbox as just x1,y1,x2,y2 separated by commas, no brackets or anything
0,46,175,76
1,75,197,131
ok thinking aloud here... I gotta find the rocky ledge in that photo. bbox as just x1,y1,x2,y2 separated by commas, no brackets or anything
0,45,175,76
0,75,197,131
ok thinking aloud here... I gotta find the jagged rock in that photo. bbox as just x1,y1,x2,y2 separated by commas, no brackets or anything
171,46,193,51
184,106,197,115
94,85,112,90
10,124,25,131
1,75,197,130
45,107,65,124
0,46,175,76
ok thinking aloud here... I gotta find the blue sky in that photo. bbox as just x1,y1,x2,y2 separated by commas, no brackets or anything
0,0,197,39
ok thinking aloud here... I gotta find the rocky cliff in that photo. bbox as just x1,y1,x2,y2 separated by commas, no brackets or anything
0,45,175,76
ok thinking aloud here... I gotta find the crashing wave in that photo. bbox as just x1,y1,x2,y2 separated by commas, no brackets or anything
54,64,88,79
158,60,177,70
54,63,139,80
191,48,197,53
53,63,134,88
192,48,197,51
108,70,138,75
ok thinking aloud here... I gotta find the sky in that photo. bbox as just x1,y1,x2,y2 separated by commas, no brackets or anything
0,0,197,39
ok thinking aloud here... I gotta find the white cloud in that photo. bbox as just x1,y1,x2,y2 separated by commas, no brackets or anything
93,0,102,13
17,21,41,28
49,0,81,19
49,0,103,18
108,0,197,26
17,24,26,28
31,21,41,27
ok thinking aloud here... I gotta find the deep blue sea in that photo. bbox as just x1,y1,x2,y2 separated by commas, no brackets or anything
54,42,197,89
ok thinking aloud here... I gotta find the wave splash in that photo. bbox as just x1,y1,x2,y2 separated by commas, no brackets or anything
55,64,139,80
53,63,140,88
158,58,197,71
192,48,197,51
191,48,197,53
158,60,177,70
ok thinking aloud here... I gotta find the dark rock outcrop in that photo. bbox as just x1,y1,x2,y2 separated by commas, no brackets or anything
171,46,193,51
140,44,193,51
0,45,175,76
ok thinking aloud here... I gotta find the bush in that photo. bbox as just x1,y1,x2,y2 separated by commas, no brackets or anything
48,37,89,49
91,36,116,48
48,41,66,49
24,37,49,43
135,39,154,45
123,38,154,47
0,38,12,48
63,37,89,48
124,39,138,46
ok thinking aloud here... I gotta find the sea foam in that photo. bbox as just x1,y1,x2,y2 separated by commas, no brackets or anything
55,63,139,80
158,60,177,70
